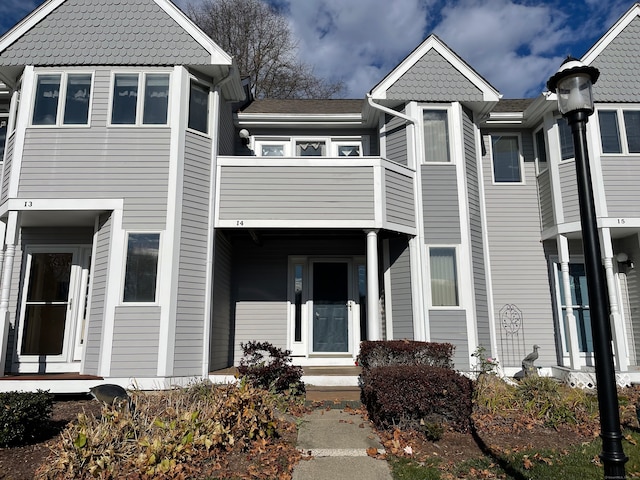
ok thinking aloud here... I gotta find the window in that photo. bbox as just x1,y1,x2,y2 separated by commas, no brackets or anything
491,135,522,183
336,143,361,156
32,73,93,126
188,81,209,134
111,73,170,125
430,247,458,307
598,110,621,153
123,233,160,303
261,144,286,156
534,128,547,173
296,141,325,156
557,118,574,160
423,109,450,162
596,108,640,155
0,116,7,160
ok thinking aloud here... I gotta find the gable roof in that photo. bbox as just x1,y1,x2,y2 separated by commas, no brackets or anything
0,0,243,99
369,34,500,115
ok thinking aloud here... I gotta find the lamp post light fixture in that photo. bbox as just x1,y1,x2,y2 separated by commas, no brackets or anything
547,57,628,479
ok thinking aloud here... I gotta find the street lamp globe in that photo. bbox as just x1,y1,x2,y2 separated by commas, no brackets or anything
547,57,599,116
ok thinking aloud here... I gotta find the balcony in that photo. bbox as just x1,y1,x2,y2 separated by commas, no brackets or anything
215,156,416,234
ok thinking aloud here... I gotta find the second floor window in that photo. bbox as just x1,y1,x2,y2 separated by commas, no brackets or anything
0,116,7,159
111,73,170,125
598,108,640,154
32,73,93,126
423,109,450,162
188,81,209,134
491,134,522,183
557,117,574,160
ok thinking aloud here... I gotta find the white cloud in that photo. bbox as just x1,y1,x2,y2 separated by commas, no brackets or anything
283,0,434,97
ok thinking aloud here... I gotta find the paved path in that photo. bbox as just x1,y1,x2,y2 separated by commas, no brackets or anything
292,408,392,480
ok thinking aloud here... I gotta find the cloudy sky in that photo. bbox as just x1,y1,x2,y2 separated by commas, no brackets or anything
0,0,633,98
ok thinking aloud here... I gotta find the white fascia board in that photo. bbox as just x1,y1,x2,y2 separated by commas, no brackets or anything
154,0,232,66
0,0,65,53
236,113,363,127
369,35,501,102
582,4,640,65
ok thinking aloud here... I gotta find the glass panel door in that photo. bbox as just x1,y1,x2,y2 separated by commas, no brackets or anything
20,252,73,356
558,263,593,353
312,262,349,352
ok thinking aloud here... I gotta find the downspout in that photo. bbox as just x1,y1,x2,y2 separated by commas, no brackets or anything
365,94,428,342
366,94,416,125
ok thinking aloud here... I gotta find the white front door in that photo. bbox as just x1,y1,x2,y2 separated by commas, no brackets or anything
16,246,91,372
289,257,364,361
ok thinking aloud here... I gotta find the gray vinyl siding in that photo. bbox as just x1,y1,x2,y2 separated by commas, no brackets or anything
218,165,375,221
559,161,580,223
173,132,213,376
421,164,461,243
210,231,233,371
387,49,483,102
384,112,408,165
462,109,490,352
385,169,415,227
0,0,212,66
7,227,94,371
1,132,14,203
429,310,469,369
482,133,555,367
231,233,365,363
83,212,111,375
111,306,160,376
16,67,170,229
538,169,554,230
389,236,413,340
602,157,640,217
218,101,235,156
590,16,640,103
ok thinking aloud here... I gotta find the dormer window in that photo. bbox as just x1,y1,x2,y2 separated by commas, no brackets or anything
296,141,325,156
253,137,364,157
111,72,170,126
32,73,93,126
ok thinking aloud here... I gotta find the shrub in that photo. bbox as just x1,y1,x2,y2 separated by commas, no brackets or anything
237,341,305,398
0,390,53,446
357,340,454,370
37,382,282,479
360,365,473,433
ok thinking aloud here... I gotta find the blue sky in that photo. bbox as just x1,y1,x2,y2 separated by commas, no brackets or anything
0,0,634,98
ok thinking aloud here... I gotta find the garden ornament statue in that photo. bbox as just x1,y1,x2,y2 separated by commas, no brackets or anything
522,345,540,377
89,384,134,411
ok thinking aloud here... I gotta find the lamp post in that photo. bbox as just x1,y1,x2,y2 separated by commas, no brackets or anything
547,57,627,479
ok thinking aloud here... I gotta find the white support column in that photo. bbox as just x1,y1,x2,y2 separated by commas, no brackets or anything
366,229,381,341
601,229,629,371
558,235,580,369
0,212,18,376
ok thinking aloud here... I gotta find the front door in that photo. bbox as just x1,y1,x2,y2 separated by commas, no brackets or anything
17,246,91,372
556,262,593,366
312,261,349,352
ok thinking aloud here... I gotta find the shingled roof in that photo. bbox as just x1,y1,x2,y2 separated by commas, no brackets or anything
239,99,364,115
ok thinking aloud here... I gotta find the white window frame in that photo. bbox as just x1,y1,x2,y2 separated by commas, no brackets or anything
420,105,453,164
108,70,172,127
533,125,548,175
187,78,212,136
427,245,461,308
489,132,525,185
595,106,640,156
252,136,365,157
121,231,162,305
30,71,95,127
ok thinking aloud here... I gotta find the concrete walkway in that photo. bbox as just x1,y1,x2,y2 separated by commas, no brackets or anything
292,407,392,480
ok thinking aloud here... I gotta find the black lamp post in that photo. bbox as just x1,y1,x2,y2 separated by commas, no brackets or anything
547,57,627,479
